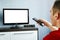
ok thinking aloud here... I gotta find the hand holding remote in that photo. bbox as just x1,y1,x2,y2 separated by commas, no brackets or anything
32,18,43,26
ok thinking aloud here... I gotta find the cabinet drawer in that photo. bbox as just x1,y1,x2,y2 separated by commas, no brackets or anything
11,30,38,40
0,32,10,40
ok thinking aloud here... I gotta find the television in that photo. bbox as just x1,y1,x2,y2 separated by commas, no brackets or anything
3,8,29,26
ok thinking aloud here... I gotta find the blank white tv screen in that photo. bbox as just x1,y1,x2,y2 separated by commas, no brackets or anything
3,9,29,24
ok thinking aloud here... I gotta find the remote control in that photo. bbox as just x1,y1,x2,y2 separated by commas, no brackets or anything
32,18,43,26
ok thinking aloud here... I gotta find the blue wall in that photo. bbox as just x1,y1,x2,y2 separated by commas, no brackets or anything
0,0,55,40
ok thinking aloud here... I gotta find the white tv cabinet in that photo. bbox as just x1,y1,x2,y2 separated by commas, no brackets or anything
0,27,38,40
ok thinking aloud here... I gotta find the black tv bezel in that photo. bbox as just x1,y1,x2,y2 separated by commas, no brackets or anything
3,8,29,25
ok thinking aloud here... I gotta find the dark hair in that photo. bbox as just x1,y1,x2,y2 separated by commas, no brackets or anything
52,1,60,15
53,1,60,10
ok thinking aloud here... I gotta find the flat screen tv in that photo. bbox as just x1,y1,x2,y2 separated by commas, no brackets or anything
3,8,29,25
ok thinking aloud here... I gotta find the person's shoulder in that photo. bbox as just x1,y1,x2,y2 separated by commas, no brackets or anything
50,28,60,37
43,29,60,40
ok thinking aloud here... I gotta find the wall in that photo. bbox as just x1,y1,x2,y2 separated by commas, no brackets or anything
0,0,55,40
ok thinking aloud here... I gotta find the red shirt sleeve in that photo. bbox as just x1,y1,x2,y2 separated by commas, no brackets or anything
43,30,60,40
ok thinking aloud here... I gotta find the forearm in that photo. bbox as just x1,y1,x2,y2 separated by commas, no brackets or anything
38,19,58,31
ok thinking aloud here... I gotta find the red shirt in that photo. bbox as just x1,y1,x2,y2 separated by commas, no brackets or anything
43,28,60,40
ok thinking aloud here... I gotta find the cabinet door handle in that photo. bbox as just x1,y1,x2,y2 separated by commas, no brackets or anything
0,34,5,36
13,32,33,35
